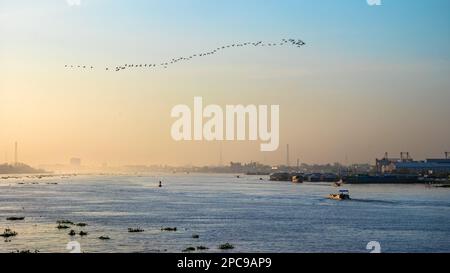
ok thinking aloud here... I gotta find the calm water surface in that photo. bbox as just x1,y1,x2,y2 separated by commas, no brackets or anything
1,174,449,253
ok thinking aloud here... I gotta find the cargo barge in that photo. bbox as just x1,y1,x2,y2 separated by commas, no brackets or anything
342,174,420,184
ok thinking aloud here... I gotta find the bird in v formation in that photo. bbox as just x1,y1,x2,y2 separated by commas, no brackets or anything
64,38,306,72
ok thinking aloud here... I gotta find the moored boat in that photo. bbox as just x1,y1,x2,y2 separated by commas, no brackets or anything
269,172,305,182
291,175,304,183
342,174,420,184
269,172,291,181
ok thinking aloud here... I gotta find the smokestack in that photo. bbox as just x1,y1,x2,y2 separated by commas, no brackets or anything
286,144,290,167
14,142,18,166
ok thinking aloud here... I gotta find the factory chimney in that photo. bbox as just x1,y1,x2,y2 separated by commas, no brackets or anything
286,144,290,167
14,142,18,166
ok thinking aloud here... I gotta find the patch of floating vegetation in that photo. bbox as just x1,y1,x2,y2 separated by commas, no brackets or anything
76,223,87,227
218,243,234,250
0,228,18,238
56,224,71,229
196,246,209,250
68,230,76,236
6,217,25,221
128,228,144,233
161,227,177,231
79,231,88,236
99,236,110,240
192,234,199,239
11,250,40,253
183,247,196,252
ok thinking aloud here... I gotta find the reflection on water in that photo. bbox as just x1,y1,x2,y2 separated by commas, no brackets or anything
1,174,449,253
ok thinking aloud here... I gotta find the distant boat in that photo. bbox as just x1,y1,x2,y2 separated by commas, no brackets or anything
269,172,304,182
342,174,420,184
269,172,291,181
305,173,340,182
245,172,270,176
307,173,322,182
328,189,351,201
291,175,304,183
321,173,340,182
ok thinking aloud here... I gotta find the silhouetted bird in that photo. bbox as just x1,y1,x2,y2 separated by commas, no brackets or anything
68,38,305,73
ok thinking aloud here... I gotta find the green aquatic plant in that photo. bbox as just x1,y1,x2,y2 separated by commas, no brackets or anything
196,246,209,250
128,228,144,233
0,228,18,238
6,217,25,221
76,223,87,227
56,224,70,229
11,250,39,253
68,230,76,236
98,236,110,240
79,231,88,236
192,234,200,239
161,227,177,231
183,247,196,252
218,243,234,250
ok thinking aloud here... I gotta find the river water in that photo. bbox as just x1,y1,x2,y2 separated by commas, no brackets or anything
0,173,449,253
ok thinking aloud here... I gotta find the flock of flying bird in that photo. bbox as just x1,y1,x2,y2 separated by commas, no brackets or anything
64,38,306,72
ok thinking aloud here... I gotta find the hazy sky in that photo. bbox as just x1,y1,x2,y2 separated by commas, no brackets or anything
1,0,449,166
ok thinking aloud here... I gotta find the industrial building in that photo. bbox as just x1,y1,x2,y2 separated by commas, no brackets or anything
376,152,450,175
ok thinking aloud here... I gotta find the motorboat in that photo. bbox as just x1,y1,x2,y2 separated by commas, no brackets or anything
328,189,351,200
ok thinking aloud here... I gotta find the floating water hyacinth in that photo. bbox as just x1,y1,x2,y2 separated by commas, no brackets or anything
161,227,177,231
218,243,234,250
128,228,144,233
6,217,25,221
0,228,18,238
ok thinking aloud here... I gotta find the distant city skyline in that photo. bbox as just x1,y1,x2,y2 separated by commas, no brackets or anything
1,0,449,166
1,140,448,168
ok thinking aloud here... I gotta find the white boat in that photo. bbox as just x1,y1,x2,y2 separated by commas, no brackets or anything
328,189,351,200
